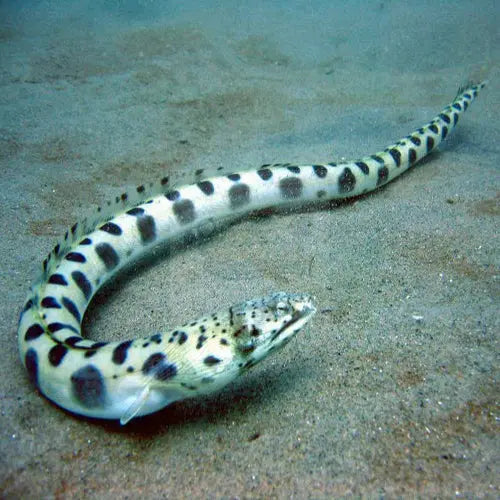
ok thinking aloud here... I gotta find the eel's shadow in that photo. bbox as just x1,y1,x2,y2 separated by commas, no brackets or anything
60,352,314,437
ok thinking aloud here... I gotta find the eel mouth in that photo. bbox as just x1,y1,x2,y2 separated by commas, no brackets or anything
271,297,316,342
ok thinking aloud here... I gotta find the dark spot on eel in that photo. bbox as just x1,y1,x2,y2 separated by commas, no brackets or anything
48,274,68,286
137,215,156,244
257,168,272,181
112,340,133,365
25,323,45,341
25,348,39,387
65,252,86,263
142,353,177,381
62,297,81,323
173,199,196,225
338,167,356,193
71,365,106,408
229,183,250,209
95,243,120,271
99,222,122,236
313,165,327,178
377,166,389,186
197,181,214,195
71,271,92,301
279,177,303,199
204,355,222,366
49,343,68,366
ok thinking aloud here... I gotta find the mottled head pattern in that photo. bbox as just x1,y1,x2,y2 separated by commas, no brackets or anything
230,292,316,371
116,292,317,424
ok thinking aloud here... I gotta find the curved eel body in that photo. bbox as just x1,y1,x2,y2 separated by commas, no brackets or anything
18,82,485,424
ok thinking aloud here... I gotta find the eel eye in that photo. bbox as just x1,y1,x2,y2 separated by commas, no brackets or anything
276,302,291,312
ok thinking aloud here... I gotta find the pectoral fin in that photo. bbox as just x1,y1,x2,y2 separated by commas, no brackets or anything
120,385,151,425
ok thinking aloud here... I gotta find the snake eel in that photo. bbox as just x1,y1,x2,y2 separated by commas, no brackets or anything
18,82,486,425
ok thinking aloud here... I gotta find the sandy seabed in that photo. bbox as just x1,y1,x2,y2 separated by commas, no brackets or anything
1,1,498,497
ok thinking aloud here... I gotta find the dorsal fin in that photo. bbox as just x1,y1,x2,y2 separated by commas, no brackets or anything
36,160,242,284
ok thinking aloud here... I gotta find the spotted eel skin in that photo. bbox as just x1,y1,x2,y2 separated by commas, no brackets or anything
18,82,486,425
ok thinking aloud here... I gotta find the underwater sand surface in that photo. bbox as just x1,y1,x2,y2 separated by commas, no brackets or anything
1,0,498,497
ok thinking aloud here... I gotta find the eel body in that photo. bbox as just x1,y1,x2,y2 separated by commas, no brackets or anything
18,82,486,424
